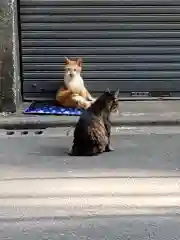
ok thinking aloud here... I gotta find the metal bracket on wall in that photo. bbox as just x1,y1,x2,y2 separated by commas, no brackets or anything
130,92,150,97
130,91,171,98
150,92,171,97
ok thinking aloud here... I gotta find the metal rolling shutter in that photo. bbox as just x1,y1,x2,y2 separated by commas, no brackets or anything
20,0,180,100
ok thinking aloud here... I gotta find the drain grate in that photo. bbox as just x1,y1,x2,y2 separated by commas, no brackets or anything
21,131,29,135
35,130,43,135
6,131,15,135
5,130,44,136
1,127,71,137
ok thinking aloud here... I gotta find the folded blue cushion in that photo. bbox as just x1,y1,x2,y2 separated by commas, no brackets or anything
24,101,83,116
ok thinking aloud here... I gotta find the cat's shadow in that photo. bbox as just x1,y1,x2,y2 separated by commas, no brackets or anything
29,146,70,157
31,145,113,158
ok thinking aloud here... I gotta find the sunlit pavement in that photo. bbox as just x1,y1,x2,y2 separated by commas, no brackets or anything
0,127,180,239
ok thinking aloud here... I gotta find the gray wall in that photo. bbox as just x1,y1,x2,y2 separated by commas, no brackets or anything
0,0,21,113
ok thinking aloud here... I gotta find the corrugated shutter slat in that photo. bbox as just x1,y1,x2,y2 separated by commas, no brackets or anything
20,0,180,100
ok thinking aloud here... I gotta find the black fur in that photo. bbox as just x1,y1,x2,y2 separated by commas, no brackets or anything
69,89,120,156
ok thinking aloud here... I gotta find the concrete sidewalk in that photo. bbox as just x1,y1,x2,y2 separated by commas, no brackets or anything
1,100,180,129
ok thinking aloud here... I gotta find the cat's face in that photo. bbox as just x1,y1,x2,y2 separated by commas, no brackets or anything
64,57,82,79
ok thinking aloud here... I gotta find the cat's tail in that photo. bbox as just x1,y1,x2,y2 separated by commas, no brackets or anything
68,144,80,156
68,144,100,156
56,87,71,104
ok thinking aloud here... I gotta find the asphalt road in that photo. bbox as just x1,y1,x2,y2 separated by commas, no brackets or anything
0,126,180,239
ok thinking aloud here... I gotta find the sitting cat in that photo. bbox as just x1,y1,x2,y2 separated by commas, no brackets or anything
68,88,120,156
56,57,96,109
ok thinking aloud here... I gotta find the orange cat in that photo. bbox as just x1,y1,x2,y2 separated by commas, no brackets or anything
56,57,96,109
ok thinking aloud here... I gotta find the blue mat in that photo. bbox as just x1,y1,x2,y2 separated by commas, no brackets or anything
24,101,84,116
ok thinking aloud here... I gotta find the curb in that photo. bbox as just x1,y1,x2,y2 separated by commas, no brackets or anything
1,117,180,129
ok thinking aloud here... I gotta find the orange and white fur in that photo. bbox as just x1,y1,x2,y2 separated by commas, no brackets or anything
56,57,96,109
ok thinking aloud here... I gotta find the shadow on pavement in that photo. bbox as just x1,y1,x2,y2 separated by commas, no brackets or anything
0,135,180,178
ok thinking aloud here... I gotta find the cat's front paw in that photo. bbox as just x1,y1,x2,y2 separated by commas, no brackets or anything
91,97,97,102
83,101,91,109
87,96,96,102
105,144,114,152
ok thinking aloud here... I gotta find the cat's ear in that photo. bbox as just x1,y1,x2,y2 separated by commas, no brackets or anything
114,89,120,98
105,88,111,94
64,57,70,65
76,58,83,67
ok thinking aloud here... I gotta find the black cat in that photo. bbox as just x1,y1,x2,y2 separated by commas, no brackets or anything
68,89,120,156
